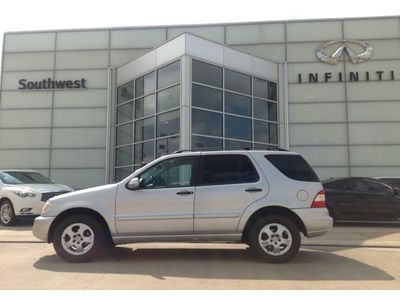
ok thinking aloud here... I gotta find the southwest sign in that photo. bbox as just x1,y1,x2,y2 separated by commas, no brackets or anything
18,78,87,90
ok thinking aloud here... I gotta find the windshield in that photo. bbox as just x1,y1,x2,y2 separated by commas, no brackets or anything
0,172,53,184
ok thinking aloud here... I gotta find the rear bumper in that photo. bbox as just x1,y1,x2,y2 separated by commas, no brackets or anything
292,208,333,238
32,216,55,242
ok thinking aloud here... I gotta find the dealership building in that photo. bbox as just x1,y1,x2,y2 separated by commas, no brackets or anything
1,16,399,189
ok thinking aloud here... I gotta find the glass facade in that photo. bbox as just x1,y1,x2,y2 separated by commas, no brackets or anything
191,59,278,151
115,60,181,181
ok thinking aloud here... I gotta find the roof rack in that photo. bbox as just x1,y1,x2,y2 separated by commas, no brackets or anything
172,146,288,153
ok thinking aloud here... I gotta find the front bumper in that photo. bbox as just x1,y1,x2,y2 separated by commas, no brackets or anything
32,216,55,242
293,208,333,238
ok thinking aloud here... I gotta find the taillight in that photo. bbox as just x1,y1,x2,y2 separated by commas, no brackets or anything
311,190,326,208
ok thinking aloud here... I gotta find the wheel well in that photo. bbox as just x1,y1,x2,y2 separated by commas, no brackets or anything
0,197,11,203
48,208,112,243
242,206,307,243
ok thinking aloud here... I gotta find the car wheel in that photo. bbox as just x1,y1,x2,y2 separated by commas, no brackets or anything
249,216,300,263
0,199,16,226
53,214,106,263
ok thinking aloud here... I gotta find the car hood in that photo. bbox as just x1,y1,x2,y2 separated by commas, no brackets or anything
5,183,73,193
49,183,118,203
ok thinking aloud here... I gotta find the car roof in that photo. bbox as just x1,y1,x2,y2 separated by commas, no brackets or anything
374,176,400,179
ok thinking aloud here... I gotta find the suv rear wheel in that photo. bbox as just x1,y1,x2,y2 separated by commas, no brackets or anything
52,214,106,263
249,216,300,263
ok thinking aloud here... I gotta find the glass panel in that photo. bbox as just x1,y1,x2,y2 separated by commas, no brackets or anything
115,167,132,182
157,85,180,112
138,156,194,189
117,102,133,124
134,141,154,165
116,123,133,146
115,145,132,167
135,71,155,98
254,120,269,143
201,155,258,185
157,110,180,137
135,94,156,119
225,92,251,117
225,139,252,150
135,117,155,142
269,123,278,144
192,109,222,137
225,69,251,95
225,115,251,141
156,136,180,157
254,99,268,120
254,143,271,150
253,77,268,99
268,102,278,122
117,81,134,104
192,135,222,151
157,61,180,89
268,81,277,101
192,84,222,111
192,59,222,88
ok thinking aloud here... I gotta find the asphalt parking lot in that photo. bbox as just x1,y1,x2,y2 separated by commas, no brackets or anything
0,220,399,289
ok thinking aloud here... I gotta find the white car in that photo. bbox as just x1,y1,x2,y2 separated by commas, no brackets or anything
0,170,73,226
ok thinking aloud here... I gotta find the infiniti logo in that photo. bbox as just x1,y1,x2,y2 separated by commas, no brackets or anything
316,40,373,64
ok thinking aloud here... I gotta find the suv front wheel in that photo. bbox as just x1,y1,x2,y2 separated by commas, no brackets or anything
52,214,106,263
249,216,300,263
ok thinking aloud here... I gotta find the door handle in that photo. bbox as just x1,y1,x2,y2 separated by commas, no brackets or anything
245,188,262,193
176,190,194,195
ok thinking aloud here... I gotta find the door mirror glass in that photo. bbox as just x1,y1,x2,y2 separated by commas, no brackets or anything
127,177,140,190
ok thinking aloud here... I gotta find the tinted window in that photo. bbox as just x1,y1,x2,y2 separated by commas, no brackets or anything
323,180,349,190
157,85,180,112
135,72,155,97
135,94,155,118
201,155,259,185
117,81,134,104
192,84,222,111
157,61,180,89
378,178,400,189
253,77,268,99
266,154,319,182
192,135,222,151
225,69,251,95
349,179,392,194
117,102,133,124
225,115,251,141
225,92,251,117
192,60,222,88
192,109,222,137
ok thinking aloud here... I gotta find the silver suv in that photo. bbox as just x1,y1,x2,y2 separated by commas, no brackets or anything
33,150,332,263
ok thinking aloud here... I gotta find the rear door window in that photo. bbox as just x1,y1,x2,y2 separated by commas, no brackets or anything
265,154,319,182
200,154,259,185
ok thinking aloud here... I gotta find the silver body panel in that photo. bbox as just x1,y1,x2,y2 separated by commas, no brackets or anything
32,151,333,245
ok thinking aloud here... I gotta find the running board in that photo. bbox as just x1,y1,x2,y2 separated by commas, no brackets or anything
113,233,242,244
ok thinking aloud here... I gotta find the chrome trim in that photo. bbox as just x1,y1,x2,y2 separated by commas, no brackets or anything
316,39,373,65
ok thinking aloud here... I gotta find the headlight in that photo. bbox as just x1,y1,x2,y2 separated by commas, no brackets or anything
41,202,52,215
12,190,36,198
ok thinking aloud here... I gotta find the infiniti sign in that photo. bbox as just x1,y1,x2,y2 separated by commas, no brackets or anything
315,39,373,65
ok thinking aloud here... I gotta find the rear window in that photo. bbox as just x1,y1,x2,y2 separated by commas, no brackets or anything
265,154,319,182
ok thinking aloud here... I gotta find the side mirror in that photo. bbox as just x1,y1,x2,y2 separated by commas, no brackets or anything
393,188,400,196
127,177,140,190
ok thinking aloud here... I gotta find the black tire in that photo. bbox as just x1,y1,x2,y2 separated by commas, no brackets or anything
248,215,301,263
0,199,16,226
52,214,106,263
